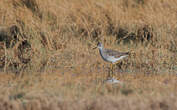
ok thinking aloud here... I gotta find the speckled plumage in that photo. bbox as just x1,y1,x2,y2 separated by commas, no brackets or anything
97,42,129,63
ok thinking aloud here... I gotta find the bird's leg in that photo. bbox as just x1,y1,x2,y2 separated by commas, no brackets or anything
114,61,121,77
111,63,114,78
107,63,112,78
110,63,114,78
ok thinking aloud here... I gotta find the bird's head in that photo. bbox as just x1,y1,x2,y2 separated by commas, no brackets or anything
93,42,103,49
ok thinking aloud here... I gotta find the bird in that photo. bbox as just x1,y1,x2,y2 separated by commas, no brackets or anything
93,42,129,81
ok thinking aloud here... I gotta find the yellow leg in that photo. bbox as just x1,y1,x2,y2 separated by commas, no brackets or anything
111,63,113,78
108,63,114,78
114,61,121,78
107,64,111,78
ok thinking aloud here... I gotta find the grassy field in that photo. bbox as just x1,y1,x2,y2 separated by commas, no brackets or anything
0,0,177,109
0,73,177,110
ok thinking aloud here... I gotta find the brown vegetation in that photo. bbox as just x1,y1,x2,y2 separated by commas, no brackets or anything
0,0,176,109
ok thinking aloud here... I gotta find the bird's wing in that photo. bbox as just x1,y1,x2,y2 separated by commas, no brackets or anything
105,49,129,58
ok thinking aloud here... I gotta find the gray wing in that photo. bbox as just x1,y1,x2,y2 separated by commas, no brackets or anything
104,49,129,58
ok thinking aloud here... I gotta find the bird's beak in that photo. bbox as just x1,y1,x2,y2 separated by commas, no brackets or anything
93,46,97,50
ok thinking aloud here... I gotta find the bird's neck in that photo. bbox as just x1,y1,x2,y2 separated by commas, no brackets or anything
98,48,104,55
98,46,103,50
98,47,103,52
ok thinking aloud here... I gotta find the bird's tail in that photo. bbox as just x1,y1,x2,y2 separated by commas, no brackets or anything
127,50,135,56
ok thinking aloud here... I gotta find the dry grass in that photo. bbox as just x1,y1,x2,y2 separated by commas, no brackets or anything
0,72,177,110
0,0,177,109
